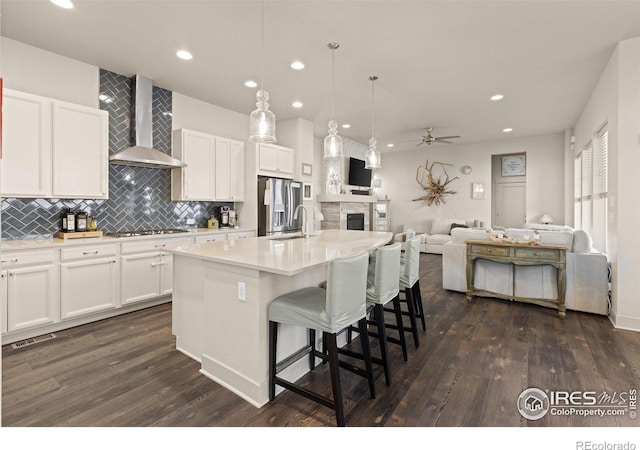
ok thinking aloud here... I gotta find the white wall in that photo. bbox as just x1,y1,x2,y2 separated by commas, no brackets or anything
376,133,565,233
0,37,99,107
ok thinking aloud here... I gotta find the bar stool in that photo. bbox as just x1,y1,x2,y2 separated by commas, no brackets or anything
268,252,375,427
385,236,423,348
340,242,406,386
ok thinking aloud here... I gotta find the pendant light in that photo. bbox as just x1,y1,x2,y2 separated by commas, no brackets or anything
365,76,381,169
249,0,276,143
323,42,343,159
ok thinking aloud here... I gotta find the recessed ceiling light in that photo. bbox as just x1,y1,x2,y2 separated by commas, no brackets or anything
98,94,113,103
503,128,513,133
244,80,258,88
342,124,351,129
290,61,305,70
292,101,303,108
491,94,504,101
176,50,193,60
50,0,74,9
387,143,394,148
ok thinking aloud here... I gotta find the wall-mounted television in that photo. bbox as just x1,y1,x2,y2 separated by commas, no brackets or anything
348,157,372,188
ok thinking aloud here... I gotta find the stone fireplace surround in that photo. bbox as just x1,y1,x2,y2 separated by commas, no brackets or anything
318,194,376,231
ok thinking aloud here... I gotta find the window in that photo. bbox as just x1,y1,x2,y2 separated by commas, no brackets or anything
580,143,593,232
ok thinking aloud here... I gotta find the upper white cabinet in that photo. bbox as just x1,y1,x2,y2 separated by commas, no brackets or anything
172,129,216,201
0,90,52,198
52,101,109,199
0,89,109,199
172,129,245,202
257,143,294,179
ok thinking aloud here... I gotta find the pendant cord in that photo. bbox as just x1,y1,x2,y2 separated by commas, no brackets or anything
331,48,335,119
260,0,265,91
371,78,375,138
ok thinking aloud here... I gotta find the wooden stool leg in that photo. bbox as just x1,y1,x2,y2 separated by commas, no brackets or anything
392,294,408,361
325,332,345,427
309,329,316,371
414,282,426,331
268,321,278,401
358,317,376,399
405,286,420,348
374,304,391,386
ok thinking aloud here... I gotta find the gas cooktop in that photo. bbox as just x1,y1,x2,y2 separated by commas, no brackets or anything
107,229,189,238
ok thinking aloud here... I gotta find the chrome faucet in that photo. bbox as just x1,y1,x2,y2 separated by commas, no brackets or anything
293,204,308,238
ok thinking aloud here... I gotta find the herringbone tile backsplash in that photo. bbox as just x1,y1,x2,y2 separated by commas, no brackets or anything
1,69,231,239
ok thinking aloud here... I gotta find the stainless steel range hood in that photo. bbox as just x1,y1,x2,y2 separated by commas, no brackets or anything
109,75,186,169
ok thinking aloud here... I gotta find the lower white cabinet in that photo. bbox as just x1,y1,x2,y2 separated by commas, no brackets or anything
195,233,227,244
1,271,8,334
228,230,256,240
6,264,58,332
60,257,119,320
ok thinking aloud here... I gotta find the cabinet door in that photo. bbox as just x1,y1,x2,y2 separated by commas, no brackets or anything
258,143,278,172
7,264,57,332
52,101,109,199
160,252,174,296
0,89,52,198
182,130,216,200
60,258,119,319
120,253,160,306
277,146,294,175
1,271,7,334
214,137,231,200
229,140,245,201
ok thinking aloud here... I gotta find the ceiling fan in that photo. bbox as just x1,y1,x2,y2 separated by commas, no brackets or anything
415,127,461,146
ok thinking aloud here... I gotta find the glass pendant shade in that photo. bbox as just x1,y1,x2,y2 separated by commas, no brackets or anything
365,137,381,169
249,89,276,143
323,119,343,158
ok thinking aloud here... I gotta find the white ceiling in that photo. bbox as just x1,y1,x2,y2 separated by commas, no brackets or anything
3,1,640,153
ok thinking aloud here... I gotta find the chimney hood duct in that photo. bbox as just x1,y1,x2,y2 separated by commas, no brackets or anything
109,75,186,169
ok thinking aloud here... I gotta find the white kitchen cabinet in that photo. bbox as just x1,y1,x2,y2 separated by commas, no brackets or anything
194,233,227,244
0,89,52,198
1,271,7,334
215,138,245,202
0,88,109,199
120,236,192,305
172,129,216,201
60,244,119,319
227,230,256,240
257,143,294,178
52,101,109,199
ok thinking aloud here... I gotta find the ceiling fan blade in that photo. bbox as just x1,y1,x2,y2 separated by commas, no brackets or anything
435,135,461,140
435,140,454,144
416,141,425,147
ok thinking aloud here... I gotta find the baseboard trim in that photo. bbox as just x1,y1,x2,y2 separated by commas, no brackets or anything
609,311,640,332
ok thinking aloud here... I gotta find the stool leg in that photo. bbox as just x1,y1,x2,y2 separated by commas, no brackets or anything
268,321,278,401
414,281,426,331
392,294,408,361
374,303,391,386
358,317,376,399
404,286,420,348
325,332,345,427
309,329,316,371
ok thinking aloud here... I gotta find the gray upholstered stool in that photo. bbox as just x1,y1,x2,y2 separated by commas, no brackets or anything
386,236,424,348
341,242,406,386
268,252,375,427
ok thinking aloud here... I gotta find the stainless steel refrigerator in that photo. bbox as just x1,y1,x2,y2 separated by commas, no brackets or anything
257,177,303,236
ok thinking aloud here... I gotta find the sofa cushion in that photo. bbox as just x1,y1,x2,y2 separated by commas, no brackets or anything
572,229,593,253
431,218,465,235
537,230,573,248
449,223,469,234
426,234,453,245
450,227,490,244
523,223,574,232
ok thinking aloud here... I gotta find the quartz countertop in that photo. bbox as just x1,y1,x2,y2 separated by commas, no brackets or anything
1,227,256,251
165,229,393,276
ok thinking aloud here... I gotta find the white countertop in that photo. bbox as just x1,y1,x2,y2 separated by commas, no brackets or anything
166,229,393,276
1,227,256,251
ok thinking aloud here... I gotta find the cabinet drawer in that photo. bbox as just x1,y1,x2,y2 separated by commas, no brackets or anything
469,244,510,257
514,247,562,261
155,237,192,250
195,234,227,244
121,237,192,255
1,250,55,268
61,244,117,261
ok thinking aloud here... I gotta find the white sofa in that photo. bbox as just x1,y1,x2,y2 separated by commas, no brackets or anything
442,226,609,315
394,218,467,254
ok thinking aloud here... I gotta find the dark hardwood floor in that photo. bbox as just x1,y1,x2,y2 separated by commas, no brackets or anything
2,254,640,427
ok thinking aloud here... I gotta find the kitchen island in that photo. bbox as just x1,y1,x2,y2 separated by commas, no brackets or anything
167,229,393,407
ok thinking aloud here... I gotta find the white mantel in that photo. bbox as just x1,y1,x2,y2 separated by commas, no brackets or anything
317,194,377,203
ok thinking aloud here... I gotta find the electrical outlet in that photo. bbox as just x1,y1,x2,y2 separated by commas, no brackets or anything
186,218,195,225
237,281,246,301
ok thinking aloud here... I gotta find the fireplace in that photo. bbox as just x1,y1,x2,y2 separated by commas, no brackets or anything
346,213,365,230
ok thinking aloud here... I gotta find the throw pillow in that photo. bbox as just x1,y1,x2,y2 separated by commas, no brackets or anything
449,223,469,234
